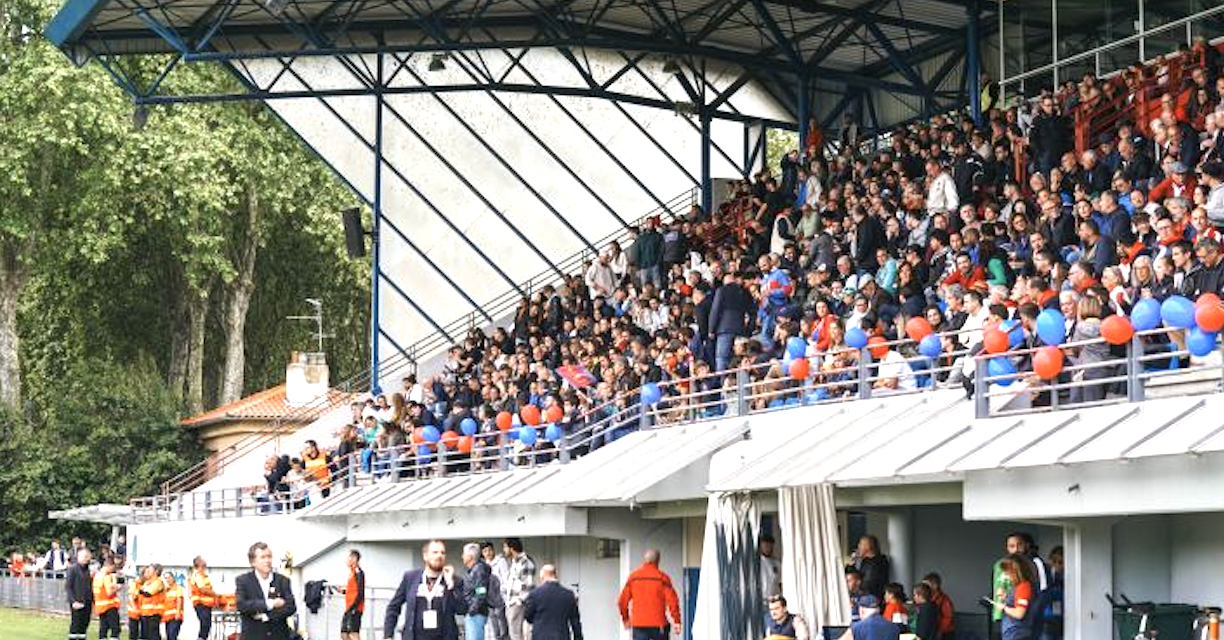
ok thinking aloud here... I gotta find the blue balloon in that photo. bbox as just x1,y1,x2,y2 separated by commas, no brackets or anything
545,424,564,443
786,336,807,359
421,426,441,443
1036,309,1066,346
918,334,943,359
640,382,662,405
1131,298,1162,331
846,327,868,349
518,426,538,446
986,357,1017,386
1000,319,1024,348
1161,295,1196,329
460,417,478,436
1187,327,1218,357
417,445,433,464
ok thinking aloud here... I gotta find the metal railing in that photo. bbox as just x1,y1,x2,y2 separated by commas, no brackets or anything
973,325,1222,419
160,188,697,497
0,569,135,615
1000,7,1224,97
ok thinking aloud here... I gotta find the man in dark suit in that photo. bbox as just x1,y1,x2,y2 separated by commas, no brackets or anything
236,542,296,640
524,565,582,640
384,540,463,640
707,272,753,372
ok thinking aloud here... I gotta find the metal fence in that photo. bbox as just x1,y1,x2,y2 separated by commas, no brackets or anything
0,569,136,617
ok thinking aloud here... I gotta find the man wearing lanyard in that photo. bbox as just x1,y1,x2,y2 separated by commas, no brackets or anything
385,540,463,640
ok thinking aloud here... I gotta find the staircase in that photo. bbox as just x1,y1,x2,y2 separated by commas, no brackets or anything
161,187,698,495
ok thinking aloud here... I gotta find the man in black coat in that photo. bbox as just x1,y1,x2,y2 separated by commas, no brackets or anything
1030,96,1072,175
66,547,93,640
523,565,583,640
236,542,296,640
707,272,753,372
384,540,463,640
460,543,494,640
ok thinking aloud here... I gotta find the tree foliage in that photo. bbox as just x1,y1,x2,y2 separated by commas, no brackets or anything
1,0,370,550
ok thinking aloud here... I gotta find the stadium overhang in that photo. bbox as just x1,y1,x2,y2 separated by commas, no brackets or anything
47,0,997,134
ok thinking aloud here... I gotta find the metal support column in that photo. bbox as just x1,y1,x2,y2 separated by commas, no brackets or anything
797,73,810,153
1051,0,1060,87
967,0,983,126
369,46,384,394
700,109,713,214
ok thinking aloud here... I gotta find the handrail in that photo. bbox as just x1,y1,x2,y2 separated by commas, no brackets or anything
161,188,697,496
1000,7,1224,89
392,187,699,374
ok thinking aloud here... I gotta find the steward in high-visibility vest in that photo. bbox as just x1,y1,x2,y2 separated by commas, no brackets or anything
138,566,165,640
189,556,216,640
160,572,183,640
127,576,143,640
93,558,121,639
302,440,332,496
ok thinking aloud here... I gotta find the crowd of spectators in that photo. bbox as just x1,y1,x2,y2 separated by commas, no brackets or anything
6,536,126,576
278,37,1224,484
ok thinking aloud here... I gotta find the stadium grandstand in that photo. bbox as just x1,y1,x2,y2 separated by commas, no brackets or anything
8,1,1224,640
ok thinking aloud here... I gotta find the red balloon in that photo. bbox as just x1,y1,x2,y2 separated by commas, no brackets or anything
410,429,424,445
520,405,541,426
1196,293,1222,308
1101,314,1135,345
544,404,564,424
1033,346,1065,379
983,328,1009,354
867,336,889,359
457,435,474,454
496,411,513,432
440,430,459,451
905,316,933,342
789,356,810,380
1196,302,1224,332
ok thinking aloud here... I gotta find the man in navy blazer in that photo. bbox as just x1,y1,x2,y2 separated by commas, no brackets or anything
236,542,297,640
524,565,583,640
384,540,463,640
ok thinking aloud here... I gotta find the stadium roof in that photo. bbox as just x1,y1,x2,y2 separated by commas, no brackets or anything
47,0,994,120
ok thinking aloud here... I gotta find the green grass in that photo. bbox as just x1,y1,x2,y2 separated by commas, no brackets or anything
1,607,70,640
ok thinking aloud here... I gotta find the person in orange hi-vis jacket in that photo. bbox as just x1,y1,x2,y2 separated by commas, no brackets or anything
617,549,681,640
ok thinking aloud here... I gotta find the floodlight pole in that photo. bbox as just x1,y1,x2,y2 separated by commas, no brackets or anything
370,43,385,394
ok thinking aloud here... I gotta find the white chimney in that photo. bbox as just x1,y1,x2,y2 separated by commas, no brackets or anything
285,351,329,407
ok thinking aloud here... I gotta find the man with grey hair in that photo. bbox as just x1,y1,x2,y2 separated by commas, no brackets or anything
461,543,495,640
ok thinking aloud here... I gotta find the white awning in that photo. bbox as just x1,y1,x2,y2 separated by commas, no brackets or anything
708,390,1224,493
49,504,134,526
299,417,748,518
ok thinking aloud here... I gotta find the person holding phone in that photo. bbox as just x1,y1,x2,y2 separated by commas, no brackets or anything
993,555,1035,640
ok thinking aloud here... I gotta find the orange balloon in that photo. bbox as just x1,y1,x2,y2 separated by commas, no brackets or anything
496,411,514,432
410,429,424,445
457,435,474,454
544,404,564,424
867,336,889,359
440,430,459,451
1033,346,1064,379
1196,303,1224,332
520,405,541,426
789,356,810,380
1101,314,1135,345
983,328,1009,354
1196,293,1222,308
905,316,933,342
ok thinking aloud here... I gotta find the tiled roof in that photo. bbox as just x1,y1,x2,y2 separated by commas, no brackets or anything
181,384,327,427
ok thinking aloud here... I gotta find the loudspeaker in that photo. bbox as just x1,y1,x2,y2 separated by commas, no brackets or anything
342,207,366,258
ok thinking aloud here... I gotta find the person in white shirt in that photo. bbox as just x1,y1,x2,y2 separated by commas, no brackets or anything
760,533,782,600
874,348,917,392
958,290,991,349
925,159,959,215
584,253,616,299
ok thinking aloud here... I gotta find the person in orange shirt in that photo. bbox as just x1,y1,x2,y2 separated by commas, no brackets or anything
139,565,166,640
881,583,909,630
161,571,184,640
301,440,332,498
342,550,365,640
93,557,121,639
127,574,143,640
617,549,681,640
189,557,217,640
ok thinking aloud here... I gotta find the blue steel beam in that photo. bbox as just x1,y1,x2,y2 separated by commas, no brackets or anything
370,47,383,391
749,0,802,67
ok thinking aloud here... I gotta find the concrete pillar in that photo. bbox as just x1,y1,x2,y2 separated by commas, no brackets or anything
885,509,914,588
1064,519,1115,640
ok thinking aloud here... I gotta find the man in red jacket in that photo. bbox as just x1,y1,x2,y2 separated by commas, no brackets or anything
617,550,681,640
